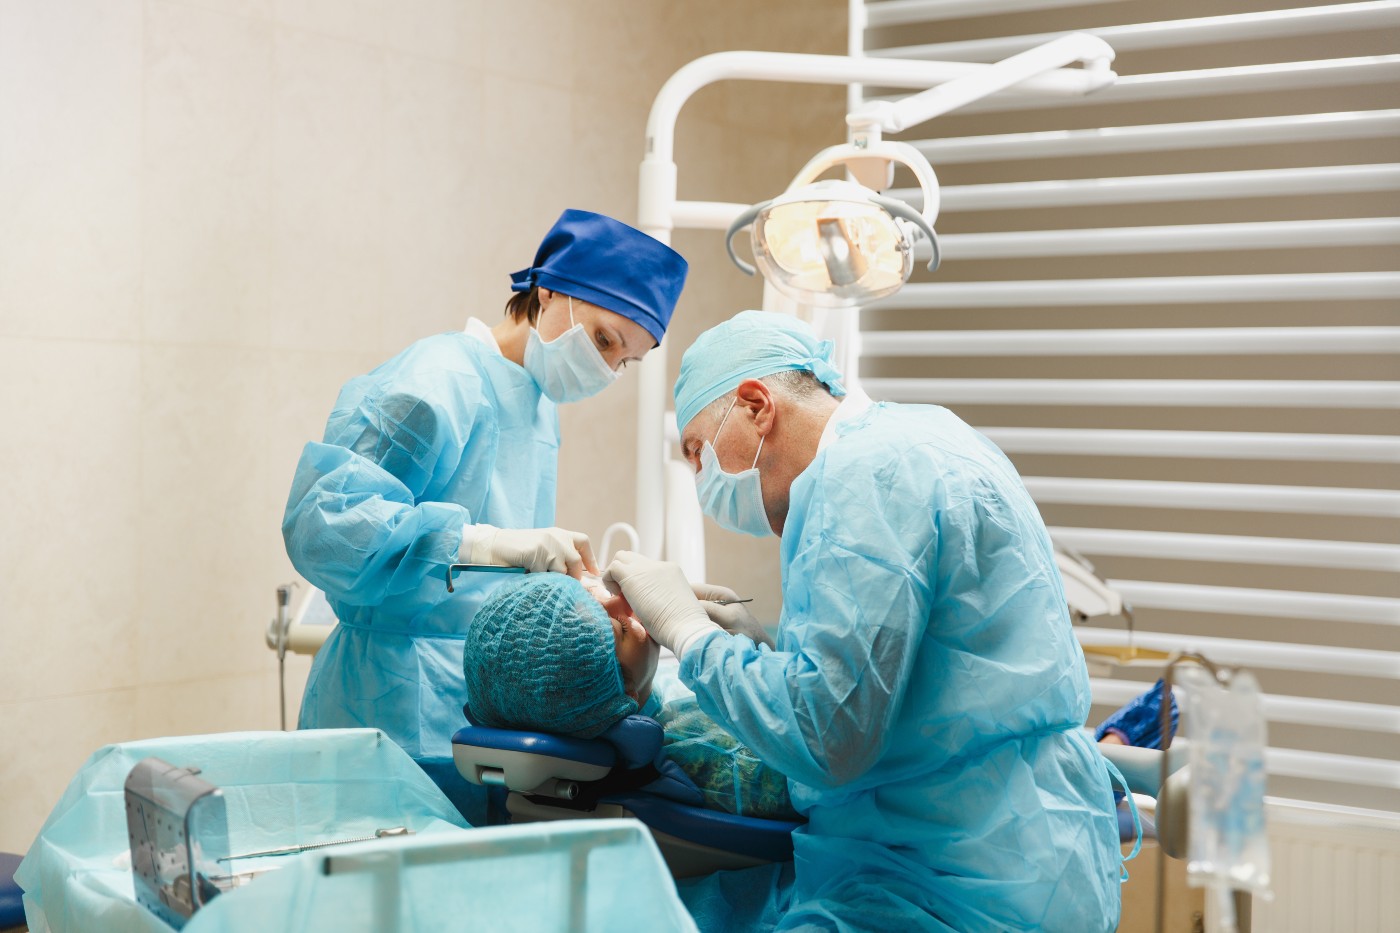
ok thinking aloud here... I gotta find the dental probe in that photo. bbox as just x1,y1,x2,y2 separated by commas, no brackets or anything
220,827,413,861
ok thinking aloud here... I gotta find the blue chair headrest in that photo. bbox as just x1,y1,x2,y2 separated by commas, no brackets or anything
597,715,665,770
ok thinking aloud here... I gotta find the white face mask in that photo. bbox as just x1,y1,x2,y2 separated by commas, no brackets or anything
695,396,772,537
523,295,619,403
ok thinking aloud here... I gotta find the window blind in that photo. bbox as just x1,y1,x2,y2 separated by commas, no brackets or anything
856,0,1400,811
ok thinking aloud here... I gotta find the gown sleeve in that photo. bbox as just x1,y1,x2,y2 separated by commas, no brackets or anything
282,386,479,609
680,441,938,791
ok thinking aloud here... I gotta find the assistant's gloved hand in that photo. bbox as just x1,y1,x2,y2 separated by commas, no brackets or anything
464,525,598,578
603,551,720,657
1096,679,1179,750
692,582,774,649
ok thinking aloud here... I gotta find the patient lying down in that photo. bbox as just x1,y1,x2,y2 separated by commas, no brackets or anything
462,573,800,820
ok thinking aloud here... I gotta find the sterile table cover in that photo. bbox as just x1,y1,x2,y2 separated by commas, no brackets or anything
19,729,696,932
17,729,466,932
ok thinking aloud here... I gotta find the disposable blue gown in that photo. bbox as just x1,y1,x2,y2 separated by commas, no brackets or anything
679,402,1121,932
283,328,558,823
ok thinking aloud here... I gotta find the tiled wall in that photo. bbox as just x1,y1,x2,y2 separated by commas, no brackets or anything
0,0,844,851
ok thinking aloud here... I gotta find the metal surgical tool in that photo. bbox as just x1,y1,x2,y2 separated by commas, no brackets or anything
446,563,527,592
219,827,413,862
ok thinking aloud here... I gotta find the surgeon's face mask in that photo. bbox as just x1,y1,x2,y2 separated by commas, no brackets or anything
695,396,773,537
524,295,619,403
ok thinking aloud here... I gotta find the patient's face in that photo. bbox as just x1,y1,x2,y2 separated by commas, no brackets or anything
600,594,659,707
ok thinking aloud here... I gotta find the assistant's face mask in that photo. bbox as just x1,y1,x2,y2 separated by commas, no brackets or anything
524,295,619,403
695,396,772,537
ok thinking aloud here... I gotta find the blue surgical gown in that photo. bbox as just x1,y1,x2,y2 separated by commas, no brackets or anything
283,328,558,822
679,402,1121,932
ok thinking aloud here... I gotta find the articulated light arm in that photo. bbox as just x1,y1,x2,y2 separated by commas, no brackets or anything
847,33,1116,136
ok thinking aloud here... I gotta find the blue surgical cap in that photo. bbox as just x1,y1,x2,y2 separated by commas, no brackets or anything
673,310,847,434
463,574,637,739
511,209,689,346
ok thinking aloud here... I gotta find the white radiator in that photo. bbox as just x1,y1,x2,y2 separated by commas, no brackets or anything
1243,801,1400,933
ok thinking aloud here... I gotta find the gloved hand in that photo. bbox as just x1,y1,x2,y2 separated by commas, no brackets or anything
603,551,720,657
464,525,598,578
1095,679,1179,750
692,582,774,649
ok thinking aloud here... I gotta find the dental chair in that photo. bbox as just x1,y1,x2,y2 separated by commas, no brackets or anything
0,851,24,932
452,714,804,879
453,721,1180,882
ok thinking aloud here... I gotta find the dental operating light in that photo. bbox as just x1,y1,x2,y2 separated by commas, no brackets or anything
721,33,1116,308
726,165,941,309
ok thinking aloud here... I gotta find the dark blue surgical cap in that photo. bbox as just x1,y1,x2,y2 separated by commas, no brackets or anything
510,209,689,346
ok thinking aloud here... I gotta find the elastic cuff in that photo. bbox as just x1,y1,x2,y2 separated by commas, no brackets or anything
672,622,723,660
458,524,498,564
1098,726,1131,745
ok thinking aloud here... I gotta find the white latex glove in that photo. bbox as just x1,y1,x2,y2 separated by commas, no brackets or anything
603,551,719,657
692,582,775,649
464,524,598,578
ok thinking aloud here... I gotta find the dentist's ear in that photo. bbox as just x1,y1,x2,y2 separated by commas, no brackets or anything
734,378,776,436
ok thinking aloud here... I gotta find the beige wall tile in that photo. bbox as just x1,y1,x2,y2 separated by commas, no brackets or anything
269,28,385,353
476,0,575,88
0,692,139,852
143,167,274,347
130,672,281,739
143,4,274,346
385,0,482,66
0,339,142,700
274,0,384,47
169,0,274,19
0,0,143,341
138,345,276,684
381,54,485,353
570,0,689,109
473,75,576,315
566,90,647,222
146,2,273,178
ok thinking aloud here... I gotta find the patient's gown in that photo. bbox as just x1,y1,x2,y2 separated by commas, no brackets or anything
651,690,799,821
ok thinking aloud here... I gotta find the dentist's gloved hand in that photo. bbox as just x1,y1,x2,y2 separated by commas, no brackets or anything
462,525,598,578
692,582,775,649
603,551,720,657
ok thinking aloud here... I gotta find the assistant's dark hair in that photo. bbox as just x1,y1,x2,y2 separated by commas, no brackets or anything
504,286,543,325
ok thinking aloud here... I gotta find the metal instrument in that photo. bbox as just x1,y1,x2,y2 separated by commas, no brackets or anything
446,563,527,592
220,827,413,862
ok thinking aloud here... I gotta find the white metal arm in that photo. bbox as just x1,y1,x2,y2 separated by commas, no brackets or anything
847,33,1114,134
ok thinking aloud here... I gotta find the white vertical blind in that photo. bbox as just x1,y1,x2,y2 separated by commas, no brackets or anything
858,0,1400,811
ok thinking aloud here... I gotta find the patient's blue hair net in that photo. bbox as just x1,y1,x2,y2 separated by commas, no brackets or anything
673,310,846,434
463,574,637,739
